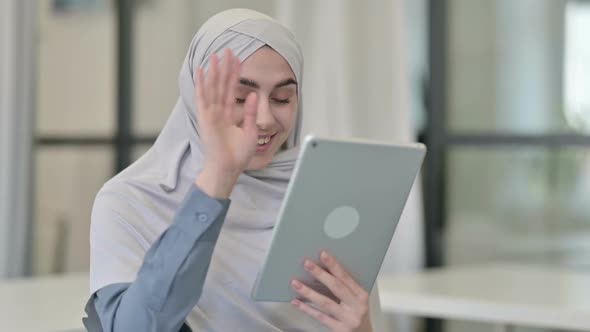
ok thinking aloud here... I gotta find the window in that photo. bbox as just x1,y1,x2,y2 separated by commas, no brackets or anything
425,0,590,330
32,0,276,275
564,1,590,133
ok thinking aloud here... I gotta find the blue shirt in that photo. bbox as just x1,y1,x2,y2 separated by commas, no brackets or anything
83,185,230,332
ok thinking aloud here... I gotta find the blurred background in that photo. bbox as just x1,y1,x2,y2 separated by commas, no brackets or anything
1,0,590,332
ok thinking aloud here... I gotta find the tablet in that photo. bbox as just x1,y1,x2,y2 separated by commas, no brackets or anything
251,135,426,302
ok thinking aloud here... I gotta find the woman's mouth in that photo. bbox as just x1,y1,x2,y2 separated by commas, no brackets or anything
256,134,276,152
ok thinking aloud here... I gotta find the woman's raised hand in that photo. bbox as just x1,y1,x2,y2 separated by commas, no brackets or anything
194,49,258,198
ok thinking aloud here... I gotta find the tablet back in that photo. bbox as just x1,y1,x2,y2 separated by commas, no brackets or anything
252,135,426,302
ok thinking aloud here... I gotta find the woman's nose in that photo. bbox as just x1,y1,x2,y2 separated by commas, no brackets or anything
255,98,275,130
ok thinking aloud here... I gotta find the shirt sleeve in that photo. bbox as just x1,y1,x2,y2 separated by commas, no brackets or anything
83,184,231,332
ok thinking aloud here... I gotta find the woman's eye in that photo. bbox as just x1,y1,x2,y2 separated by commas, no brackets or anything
235,98,246,104
272,98,291,104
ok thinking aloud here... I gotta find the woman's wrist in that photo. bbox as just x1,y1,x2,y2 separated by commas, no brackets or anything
357,320,373,332
194,166,240,199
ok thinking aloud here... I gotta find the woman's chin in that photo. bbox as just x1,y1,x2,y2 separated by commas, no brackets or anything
245,154,273,171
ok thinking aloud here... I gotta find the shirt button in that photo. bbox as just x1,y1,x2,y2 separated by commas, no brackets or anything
197,213,208,222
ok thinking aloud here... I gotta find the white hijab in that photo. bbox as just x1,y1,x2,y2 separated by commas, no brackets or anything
91,8,324,331
153,6,303,227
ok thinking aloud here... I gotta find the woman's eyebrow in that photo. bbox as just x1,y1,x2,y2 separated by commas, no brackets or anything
274,78,297,89
238,78,297,89
239,78,259,89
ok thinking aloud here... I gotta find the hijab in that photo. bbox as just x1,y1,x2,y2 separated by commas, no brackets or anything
147,6,304,226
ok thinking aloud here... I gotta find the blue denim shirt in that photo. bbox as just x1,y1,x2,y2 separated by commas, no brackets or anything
83,185,230,332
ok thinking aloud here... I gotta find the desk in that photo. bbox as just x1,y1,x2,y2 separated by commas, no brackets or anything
377,263,590,331
0,273,88,332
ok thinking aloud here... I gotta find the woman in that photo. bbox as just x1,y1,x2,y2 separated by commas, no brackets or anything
84,8,373,332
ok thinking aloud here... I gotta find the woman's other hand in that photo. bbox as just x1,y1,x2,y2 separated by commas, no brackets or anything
291,251,373,332
194,49,258,198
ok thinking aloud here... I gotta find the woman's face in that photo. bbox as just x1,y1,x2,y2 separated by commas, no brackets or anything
234,46,298,170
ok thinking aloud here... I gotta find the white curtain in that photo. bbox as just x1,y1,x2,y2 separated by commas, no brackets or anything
274,1,424,331
0,0,36,278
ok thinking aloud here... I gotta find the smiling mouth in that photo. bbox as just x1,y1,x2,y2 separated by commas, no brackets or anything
257,134,276,146
255,134,277,152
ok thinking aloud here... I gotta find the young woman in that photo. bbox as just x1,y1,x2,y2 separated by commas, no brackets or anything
84,8,373,332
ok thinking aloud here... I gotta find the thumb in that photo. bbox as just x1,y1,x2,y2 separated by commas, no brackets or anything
243,92,258,136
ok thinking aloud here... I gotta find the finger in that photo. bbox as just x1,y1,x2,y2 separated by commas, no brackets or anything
291,279,354,327
291,298,347,331
242,92,258,134
320,251,369,302
218,48,232,108
303,259,358,306
224,56,241,120
205,53,219,105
